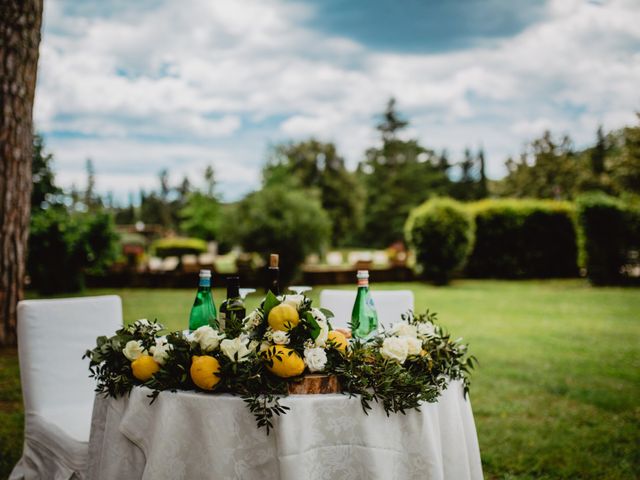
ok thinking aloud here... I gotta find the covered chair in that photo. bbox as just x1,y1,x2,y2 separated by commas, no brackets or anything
10,296,123,480
319,289,414,331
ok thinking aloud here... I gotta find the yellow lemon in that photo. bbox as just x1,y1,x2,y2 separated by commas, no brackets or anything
131,354,160,382
264,345,305,378
327,330,348,353
190,355,221,391
268,304,300,331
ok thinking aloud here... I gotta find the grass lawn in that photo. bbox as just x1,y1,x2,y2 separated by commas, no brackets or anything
1,279,639,479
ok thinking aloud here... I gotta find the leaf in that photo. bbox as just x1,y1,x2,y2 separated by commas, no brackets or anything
319,308,335,319
305,312,321,341
263,291,281,320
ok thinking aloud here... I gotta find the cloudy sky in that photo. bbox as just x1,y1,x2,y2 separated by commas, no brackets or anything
36,0,640,202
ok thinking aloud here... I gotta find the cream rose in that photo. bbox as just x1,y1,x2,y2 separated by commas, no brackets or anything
191,326,224,352
303,347,327,373
271,330,290,345
123,340,146,361
149,337,172,365
391,322,418,339
405,337,423,356
380,337,409,364
220,337,252,363
417,322,436,339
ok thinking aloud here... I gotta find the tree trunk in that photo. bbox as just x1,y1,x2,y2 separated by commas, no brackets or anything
0,0,43,346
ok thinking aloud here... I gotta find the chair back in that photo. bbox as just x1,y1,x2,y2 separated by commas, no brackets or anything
17,296,123,416
319,289,414,331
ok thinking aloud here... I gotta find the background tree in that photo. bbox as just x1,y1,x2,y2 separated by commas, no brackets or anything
31,133,62,209
357,98,451,247
263,140,365,246
0,0,43,346
180,166,222,242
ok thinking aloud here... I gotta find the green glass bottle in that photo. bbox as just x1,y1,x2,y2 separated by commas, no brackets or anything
189,269,218,331
219,276,246,333
351,270,378,339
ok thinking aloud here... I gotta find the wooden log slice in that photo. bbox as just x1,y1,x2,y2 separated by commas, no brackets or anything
288,374,341,394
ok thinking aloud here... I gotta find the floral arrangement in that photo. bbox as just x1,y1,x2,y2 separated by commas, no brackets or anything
85,292,476,433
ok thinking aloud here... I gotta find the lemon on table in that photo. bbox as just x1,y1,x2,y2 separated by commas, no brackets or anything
131,354,160,381
327,330,348,353
190,355,221,391
263,345,305,378
268,304,300,331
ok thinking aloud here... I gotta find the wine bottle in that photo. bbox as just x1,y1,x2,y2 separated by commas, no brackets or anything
267,253,280,296
219,276,246,333
351,270,378,339
188,269,218,331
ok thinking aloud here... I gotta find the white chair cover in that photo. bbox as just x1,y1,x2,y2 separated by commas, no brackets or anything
320,289,414,330
10,296,123,480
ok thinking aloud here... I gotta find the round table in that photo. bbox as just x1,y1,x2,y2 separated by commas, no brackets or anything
87,382,483,480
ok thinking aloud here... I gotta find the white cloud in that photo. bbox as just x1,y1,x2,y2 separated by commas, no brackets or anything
36,0,640,199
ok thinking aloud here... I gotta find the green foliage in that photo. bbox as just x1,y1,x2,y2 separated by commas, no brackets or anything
31,133,62,209
576,192,640,285
233,185,331,285
263,139,365,246
151,237,208,258
28,208,119,294
179,192,222,241
405,198,474,284
466,199,578,278
358,100,452,247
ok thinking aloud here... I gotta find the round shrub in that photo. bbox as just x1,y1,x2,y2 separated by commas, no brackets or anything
233,186,331,286
405,198,474,284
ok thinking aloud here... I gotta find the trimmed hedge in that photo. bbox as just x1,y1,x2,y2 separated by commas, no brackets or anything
405,198,474,284
465,199,578,278
152,237,208,258
576,192,640,285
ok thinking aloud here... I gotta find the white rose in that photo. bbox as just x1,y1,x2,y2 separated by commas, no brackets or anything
417,322,436,339
310,309,329,347
123,340,146,361
314,320,329,347
380,337,409,364
282,294,304,310
149,337,172,365
391,322,418,339
191,326,224,352
243,310,263,331
304,347,327,373
405,337,423,356
220,337,252,363
271,330,290,345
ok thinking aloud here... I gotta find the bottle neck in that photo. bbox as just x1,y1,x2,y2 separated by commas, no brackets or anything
227,284,240,299
268,267,280,295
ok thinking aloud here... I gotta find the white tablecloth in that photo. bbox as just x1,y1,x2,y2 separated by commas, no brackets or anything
87,382,483,480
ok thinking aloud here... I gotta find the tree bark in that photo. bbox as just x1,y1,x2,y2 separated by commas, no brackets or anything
0,0,43,346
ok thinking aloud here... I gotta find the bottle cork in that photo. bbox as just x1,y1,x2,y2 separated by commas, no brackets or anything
269,254,279,268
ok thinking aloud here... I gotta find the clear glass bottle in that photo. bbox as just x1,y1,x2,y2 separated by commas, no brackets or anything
219,276,246,333
351,270,378,339
188,269,218,331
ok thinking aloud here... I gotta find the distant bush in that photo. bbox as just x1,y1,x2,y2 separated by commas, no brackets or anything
234,186,331,286
465,199,578,278
405,198,474,285
28,208,119,294
577,192,640,285
152,237,208,258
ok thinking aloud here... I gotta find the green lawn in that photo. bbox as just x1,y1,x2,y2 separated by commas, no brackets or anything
1,280,639,479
